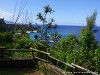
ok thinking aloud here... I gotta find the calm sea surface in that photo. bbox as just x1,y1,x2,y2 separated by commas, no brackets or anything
30,25,100,42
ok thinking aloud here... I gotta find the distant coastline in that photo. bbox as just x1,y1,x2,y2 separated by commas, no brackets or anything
30,25,100,42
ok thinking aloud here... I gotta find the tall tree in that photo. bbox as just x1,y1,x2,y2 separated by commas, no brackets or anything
86,11,97,33
78,11,98,70
37,5,54,39
36,5,60,46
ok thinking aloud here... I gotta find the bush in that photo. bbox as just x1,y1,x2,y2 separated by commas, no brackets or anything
56,35,78,53
0,32,13,46
94,47,100,73
31,42,47,51
13,36,34,49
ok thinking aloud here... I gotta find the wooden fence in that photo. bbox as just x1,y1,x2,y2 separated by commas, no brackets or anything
0,47,98,75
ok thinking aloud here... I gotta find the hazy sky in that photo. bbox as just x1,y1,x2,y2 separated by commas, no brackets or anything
0,0,100,26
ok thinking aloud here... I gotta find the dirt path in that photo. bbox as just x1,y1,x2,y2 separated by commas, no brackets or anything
25,71,44,75
21,68,44,75
0,68,44,75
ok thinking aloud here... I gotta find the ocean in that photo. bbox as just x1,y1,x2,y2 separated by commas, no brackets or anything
30,25,100,42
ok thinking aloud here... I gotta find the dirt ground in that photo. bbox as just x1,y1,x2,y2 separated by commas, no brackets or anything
21,68,44,75
25,71,44,75
0,68,44,75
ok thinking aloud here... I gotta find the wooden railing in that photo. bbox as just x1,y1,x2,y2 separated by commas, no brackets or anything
0,47,98,75
30,48,98,75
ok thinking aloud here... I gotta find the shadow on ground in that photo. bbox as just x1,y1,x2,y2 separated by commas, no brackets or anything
0,68,44,75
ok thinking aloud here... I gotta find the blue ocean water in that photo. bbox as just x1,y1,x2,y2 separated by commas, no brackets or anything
30,25,100,42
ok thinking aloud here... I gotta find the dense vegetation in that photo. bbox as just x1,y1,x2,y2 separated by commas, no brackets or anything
0,19,14,32
50,11,100,73
0,6,100,74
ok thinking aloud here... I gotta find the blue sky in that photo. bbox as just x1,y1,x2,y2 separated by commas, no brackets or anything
0,0,100,26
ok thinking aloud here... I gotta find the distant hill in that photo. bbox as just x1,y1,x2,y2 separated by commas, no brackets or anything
4,20,14,24
0,19,35,32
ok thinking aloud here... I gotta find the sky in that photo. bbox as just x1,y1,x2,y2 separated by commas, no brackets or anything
0,0,100,26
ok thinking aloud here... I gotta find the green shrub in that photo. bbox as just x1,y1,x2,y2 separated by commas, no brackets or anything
56,35,78,53
13,35,34,49
94,47,100,73
0,32,13,46
31,42,47,51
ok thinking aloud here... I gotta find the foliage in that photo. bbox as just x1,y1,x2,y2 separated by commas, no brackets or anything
0,32,14,56
13,35,34,49
51,31,61,44
86,11,97,33
31,42,47,51
0,19,14,32
50,34,78,66
94,47,100,73
36,5,60,46
0,8,100,74
15,24,35,34
34,34,38,40
77,11,98,70
51,11,100,74
80,31,97,56
13,52,31,57
0,32,13,46
56,35,78,53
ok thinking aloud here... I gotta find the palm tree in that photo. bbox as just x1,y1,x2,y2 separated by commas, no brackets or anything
37,5,54,40
44,5,54,15
37,13,44,22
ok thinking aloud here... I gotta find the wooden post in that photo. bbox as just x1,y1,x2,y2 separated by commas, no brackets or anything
32,50,34,59
0,47,5,58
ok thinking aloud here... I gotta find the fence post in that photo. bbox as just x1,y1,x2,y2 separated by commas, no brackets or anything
0,47,5,58
32,50,34,59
